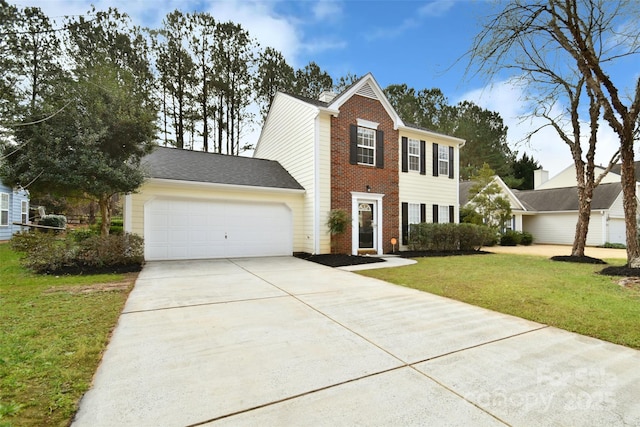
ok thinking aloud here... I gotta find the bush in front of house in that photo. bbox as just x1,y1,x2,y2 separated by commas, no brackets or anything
408,223,496,251
39,214,67,229
520,231,534,246
10,231,144,274
500,230,522,246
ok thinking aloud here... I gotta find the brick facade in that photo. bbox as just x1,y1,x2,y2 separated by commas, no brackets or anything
330,95,399,254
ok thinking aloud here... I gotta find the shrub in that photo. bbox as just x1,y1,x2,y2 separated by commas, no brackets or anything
76,234,144,268
408,223,495,251
500,230,522,246
520,231,534,246
69,228,98,242
39,214,67,229
10,231,144,274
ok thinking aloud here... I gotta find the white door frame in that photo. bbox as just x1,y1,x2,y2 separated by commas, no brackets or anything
351,192,384,255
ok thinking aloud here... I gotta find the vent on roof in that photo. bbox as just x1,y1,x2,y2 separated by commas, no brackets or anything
318,91,337,103
356,82,378,99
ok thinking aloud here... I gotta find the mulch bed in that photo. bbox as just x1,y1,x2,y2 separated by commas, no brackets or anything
600,266,640,277
42,264,143,276
295,250,489,267
550,255,607,265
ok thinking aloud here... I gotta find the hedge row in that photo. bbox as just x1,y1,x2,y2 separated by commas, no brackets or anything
408,223,497,251
10,231,144,274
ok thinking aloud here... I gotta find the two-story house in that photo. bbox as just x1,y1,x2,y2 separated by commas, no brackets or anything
125,73,464,260
255,73,465,255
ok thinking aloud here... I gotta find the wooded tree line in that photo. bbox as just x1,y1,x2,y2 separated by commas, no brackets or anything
1,2,534,181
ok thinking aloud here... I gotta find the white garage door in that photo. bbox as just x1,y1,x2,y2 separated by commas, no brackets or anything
608,218,626,245
144,198,293,260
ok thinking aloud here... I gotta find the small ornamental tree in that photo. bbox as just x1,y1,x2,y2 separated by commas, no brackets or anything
326,209,350,254
467,163,512,232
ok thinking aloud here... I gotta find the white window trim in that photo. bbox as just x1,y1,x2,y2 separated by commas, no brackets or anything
357,118,379,129
438,145,449,176
0,193,9,227
439,205,450,223
21,200,28,224
357,126,376,166
408,138,420,172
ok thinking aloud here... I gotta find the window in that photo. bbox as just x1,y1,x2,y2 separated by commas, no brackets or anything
438,145,449,176
408,203,421,226
439,205,450,224
408,139,420,172
357,127,376,166
21,200,28,224
0,193,8,226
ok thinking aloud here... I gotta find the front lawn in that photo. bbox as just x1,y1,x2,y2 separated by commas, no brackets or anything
0,244,135,427
359,253,640,349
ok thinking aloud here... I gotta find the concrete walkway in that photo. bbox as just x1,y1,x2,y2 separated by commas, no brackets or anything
73,257,640,427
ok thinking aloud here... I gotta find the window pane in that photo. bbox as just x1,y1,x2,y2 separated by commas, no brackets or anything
0,193,8,210
439,205,449,223
408,203,421,224
357,126,376,165
408,139,419,155
357,127,375,147
0,211,7,226
357,146,374,165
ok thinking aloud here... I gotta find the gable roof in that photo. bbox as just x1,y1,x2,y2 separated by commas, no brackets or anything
513,182,622,212
460,176,526,210
142,146,304,191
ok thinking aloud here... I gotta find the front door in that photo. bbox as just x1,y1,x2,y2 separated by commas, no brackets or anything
358,202,375,250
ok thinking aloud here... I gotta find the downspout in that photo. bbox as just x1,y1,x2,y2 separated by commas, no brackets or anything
124,193,132,233
314,114,321,254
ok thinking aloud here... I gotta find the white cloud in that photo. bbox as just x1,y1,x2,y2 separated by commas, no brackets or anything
458,79,624,178
418,0,456,17
312,0,343,22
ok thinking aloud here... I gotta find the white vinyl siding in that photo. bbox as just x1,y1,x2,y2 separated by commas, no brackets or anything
254,93,319,253
438,145,449,176
0,193,8,226
357,127,376,166
408,138,420,172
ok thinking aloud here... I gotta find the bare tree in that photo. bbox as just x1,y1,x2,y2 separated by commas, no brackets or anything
468,0,640,263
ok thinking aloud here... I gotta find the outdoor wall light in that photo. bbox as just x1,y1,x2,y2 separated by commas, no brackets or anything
366,185,371,192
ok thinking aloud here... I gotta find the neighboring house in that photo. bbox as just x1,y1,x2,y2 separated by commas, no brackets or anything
461,168,632,246
255,73,465,255
459,176,527,232
125,73,464,260
0,181,29,241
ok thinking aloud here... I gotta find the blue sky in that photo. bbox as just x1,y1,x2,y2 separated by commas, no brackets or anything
22,0,636,177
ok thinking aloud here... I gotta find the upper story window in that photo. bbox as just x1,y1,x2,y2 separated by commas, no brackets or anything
408,139,420,172
438,145,449,176
0,193,9,226
357,126,376,166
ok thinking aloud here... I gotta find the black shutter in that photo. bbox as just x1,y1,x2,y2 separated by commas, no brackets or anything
349,124,358,165
432,143,439,177
449,205,455,223
433,204,439,223
420,204,426,223
402,202,409,245
448,146,454,179
401,137,408,173
420,140,426,175
376,130,384,169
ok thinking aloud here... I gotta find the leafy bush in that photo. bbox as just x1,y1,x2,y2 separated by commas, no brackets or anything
520,231,534,246
601,242,625,249
10,231,144,274
408,223,495,251
39,214,67,229
90,218,124,235
76,234,144,267
69,228,98,242
500,230,522,246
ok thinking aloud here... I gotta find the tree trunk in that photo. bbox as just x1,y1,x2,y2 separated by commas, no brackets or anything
572,188,592,256
620,142,640,266
98,195,112,237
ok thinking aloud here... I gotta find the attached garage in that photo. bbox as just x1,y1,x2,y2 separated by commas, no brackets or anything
125,146,305,261
144,198,293,260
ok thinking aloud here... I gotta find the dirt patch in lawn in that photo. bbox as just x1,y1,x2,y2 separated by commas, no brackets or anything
44,272,138,295
550,255,607,265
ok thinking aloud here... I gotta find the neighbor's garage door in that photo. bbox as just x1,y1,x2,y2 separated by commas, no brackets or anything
144,198,292,260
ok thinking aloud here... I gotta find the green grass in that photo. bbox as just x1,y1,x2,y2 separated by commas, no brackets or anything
360,253,640,349
0,244,134,427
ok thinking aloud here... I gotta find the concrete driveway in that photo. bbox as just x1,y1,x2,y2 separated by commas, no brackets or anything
73,257,640,427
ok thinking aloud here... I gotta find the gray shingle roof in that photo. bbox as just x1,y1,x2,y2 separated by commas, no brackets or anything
459,181,474,206
610,161,640,182
513,182,622,211
141,146,304,191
